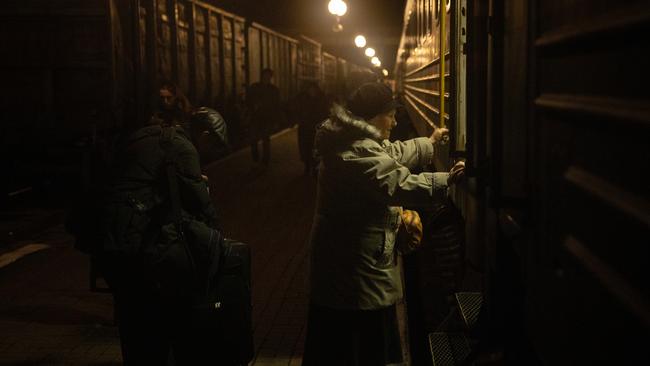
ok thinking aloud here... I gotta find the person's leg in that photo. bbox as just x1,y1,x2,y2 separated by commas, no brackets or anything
302,304,357,366
356,305,403,365
114,291,170,365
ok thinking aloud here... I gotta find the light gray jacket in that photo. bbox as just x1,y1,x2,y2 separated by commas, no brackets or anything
308,105,449,310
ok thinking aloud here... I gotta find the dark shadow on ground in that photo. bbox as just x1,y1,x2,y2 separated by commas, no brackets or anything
2,304,113,326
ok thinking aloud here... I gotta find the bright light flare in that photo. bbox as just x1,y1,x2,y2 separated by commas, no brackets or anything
354,35,367,48
365,47,376,57
328,0,347,16
382,69,389,77
371,57,381,66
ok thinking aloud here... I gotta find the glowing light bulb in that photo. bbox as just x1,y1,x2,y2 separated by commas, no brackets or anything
328,0,347,16
354,35,366,48
365,47,376,57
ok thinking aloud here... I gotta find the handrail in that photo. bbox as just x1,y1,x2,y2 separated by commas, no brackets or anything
440,3,446,128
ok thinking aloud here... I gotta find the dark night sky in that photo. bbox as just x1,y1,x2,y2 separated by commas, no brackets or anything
210,0,406,71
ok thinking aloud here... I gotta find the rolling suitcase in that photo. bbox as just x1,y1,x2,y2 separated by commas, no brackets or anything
186,237,254,365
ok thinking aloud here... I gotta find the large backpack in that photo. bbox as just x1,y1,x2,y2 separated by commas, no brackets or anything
187,107,230,163
159,126,254,363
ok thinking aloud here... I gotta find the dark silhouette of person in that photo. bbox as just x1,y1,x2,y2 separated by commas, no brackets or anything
93,117,223,364
246,68,281,165
295,81,331,175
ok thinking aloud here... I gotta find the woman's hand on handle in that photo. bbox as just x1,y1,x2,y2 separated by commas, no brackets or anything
430,127,450,146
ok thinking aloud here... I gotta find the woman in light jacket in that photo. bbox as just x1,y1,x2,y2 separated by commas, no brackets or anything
303,82,465,365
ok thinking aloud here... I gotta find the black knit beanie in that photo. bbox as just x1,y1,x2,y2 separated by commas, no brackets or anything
347,82,398,120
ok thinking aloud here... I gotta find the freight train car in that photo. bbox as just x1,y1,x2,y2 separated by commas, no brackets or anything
321,51,337,98
395,0,650,365
0,0,365,202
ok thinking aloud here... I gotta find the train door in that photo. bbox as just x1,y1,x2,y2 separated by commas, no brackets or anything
524,1,650,364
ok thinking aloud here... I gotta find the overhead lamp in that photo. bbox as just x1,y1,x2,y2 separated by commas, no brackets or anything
382,69,389,77
328,0,347,17
365,47,376,57
371,57,381,67
354,35,367,48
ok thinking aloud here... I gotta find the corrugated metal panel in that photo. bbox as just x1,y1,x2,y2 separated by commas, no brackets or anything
208,12,220,102
528,1,650,364
156,0,172,80
322,52,337,97
234,19,245,96
298,35,321,82
176,1,190,94
248,26,261,87
194,5,208,105
222,15,233,98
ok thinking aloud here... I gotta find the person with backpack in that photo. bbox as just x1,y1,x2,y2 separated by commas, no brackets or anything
157,80,230,165
66,111,248,364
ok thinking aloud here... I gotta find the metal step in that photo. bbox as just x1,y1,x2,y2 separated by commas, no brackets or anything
429,332,472,366
455,292,482,330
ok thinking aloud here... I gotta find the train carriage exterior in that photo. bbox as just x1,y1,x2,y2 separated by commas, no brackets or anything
0,0,368,199
395,0,649,365
321,51,337,98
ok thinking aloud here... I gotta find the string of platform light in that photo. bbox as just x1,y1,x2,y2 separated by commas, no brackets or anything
327,0,389,77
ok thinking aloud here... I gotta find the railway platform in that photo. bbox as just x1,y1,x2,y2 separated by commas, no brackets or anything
0,127,410,365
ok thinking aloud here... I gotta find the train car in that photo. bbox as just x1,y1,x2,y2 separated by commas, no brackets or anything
395,0,650,365
247,22,298,131
321,51,338,98
336,57,349,99
297,35,322,89
0,0,352,200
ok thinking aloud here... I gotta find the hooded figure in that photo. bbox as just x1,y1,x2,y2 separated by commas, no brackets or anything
302,82,465,365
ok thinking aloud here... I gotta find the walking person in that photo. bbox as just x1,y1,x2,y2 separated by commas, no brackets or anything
294,81,330,176
246,68,282,165
302,82,465,365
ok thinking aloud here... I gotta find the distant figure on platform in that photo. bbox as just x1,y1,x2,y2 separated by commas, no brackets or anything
246,68,282,165
157,81,229,164
302,82,465,365
295,81,330,176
